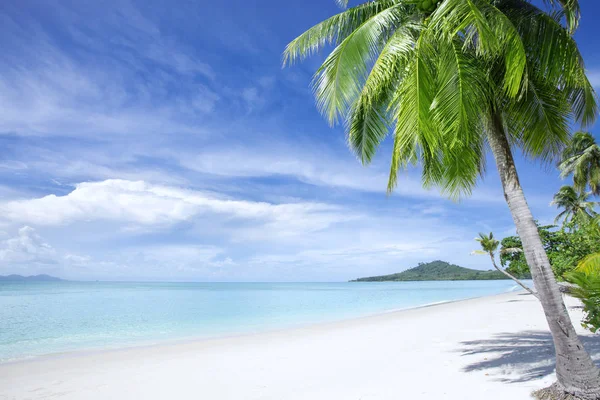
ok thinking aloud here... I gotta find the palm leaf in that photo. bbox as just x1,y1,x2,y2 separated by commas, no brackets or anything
345,23,418,164
283,0,399,66
387,32,436,193
312,4,409,125
430,0,527,97
542,0,580,33
502,0,597,126
576,253,600,275
504,74,571,163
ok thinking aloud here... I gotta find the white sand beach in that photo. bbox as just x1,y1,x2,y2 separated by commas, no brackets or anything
1,291,598,400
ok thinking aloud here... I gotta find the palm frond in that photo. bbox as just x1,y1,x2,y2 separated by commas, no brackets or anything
499,247,523,255
566,75,598,128
501,0,597,126
430,0,527,97
559,132,600,195
471,250,488,255
346,24,418,164
312,4,409,125
474,232,499,253
430,38,489,147
335,0,349,9
283,0,399,66
504,74,571,163
542,0,580,33
554,209,570,225
551,185,596,225
387,33,436,193
424,38,488,197
576,252,600,275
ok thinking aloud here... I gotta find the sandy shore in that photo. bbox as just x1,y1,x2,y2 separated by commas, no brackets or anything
1,291,598,400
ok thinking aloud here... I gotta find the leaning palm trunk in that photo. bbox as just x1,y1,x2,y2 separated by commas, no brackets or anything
488,254,538,298
488,113,600,399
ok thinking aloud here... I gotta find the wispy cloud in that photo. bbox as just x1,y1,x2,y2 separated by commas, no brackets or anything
0,1,219,138
0,225,238,280
0,0,572,281
0,180,352,239
179,143,508,203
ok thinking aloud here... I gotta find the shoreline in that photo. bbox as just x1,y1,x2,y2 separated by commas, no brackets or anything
0,288,521,366
2,290,594,400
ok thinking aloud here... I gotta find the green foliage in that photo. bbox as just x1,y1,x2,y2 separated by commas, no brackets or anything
565,271,600,332
551,185,597,226
501,221,600,281
475,232,499,253
351,260,509,282
575,252,600,275
500,224,561,279
416,0,441,14
559,132,600,195
553,218,600,278
284,0,596,200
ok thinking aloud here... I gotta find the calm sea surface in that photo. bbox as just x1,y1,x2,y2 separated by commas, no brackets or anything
0,280,524,362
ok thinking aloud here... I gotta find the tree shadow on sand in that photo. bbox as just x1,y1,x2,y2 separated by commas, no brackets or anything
459,330,600,383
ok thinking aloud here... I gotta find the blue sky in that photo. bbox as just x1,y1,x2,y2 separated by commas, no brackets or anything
0,0,599,281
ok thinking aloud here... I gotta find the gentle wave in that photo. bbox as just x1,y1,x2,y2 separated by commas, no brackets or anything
0,280,521,362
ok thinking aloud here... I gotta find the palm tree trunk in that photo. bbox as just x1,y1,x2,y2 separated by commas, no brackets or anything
487,112,600,399
488,253,538,298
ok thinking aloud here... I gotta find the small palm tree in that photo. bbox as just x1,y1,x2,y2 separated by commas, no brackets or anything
559,132,600,195
472,232,537,297
551,185,597,225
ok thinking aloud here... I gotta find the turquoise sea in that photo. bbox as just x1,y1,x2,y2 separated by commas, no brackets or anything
0,280,525,362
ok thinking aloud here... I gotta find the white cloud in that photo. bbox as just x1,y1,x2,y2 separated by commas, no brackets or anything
0,52,215,138
0,180,351,238
0,226,238,279
183,146,410,193
0,226,57,266
0,2,218,138
180,145,504,202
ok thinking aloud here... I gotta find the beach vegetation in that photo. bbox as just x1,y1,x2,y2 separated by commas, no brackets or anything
551,186,597,227
559,132,600,196
566,265,600,333
472,232,537,297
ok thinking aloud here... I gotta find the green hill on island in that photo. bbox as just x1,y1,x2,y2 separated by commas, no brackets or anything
350,260,510,282
0,274,64,282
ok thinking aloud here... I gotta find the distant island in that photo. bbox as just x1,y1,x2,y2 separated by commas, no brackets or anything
0,274,65,282
350,260,511,282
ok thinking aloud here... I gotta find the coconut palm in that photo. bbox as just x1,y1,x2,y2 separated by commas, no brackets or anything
551,185,598,225
559,132,600,195
284,0,600,397
472,232,537,297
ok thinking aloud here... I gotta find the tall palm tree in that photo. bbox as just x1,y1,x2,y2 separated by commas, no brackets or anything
284,0,600,397
559,132,600,195
551,185,598,225
472,232,537,297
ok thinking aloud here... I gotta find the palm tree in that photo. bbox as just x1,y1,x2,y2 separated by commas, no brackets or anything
472,232,537,297
551,185,598,226
559,132,600,195
284,0,600,397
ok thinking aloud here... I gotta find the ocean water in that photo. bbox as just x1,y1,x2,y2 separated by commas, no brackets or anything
0,280,524,362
